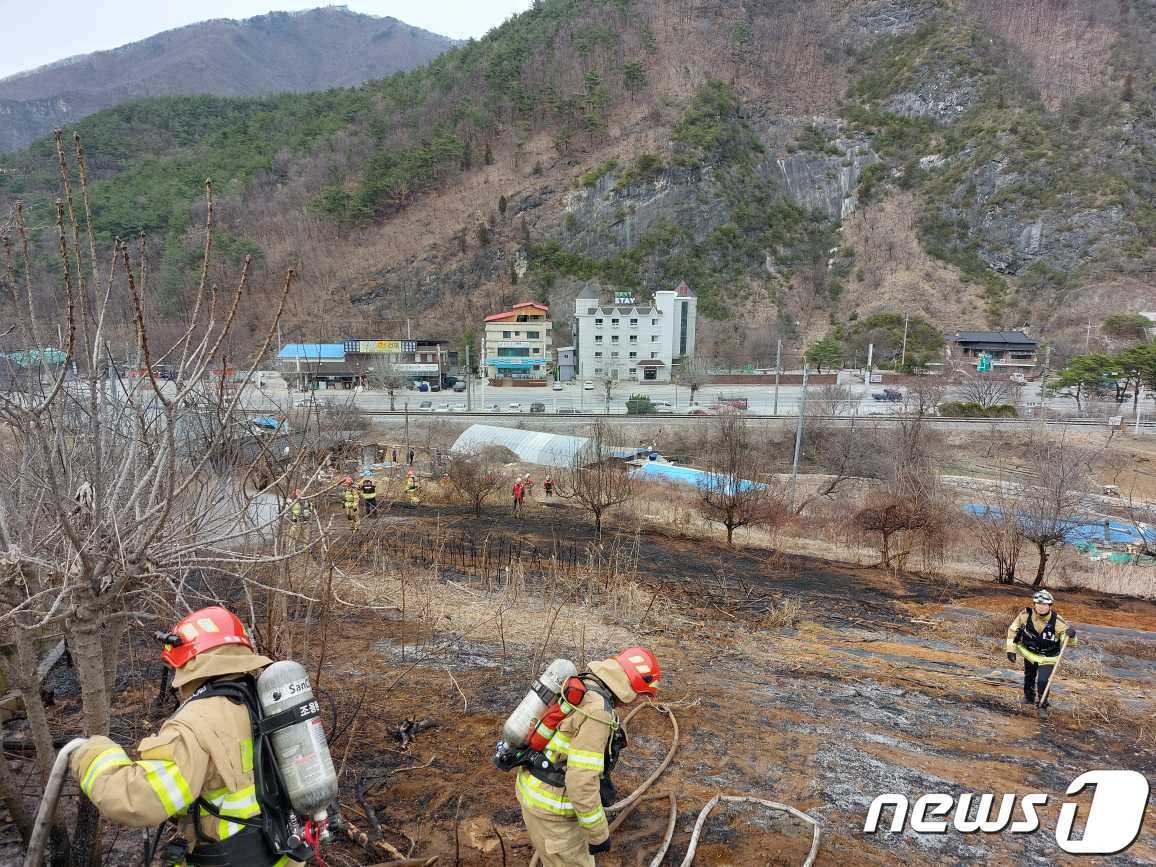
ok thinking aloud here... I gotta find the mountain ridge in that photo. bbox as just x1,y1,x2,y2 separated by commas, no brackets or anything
0,7,456,152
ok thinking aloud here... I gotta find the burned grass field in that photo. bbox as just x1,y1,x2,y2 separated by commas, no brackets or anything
4,502,1154,866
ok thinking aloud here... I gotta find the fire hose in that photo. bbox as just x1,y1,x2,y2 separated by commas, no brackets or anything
23,737,87,867
528,704,822,866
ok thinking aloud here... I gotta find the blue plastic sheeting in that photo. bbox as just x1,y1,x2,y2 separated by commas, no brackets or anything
965,504,1156,546
277,343,345,361
630,460,764,492
252,416,280,430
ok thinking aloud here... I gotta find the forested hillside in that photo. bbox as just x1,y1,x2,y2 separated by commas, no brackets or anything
2,0,1154,365
0,7,455,152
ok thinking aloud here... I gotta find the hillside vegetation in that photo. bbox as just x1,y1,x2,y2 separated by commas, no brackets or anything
1,0,1154,362
0,8,455,152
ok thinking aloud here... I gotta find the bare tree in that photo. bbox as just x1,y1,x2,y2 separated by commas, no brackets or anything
447,447,505,517
811,383,856,416
1016,432,1093,587
854,413,950,571
971,470,1026,584
697,413,787,544
366,356,407,411
555,420,635,535
674,360,709,407
957,372,1017,410
0,134,298,864
800,417,888,510
904,378,946,417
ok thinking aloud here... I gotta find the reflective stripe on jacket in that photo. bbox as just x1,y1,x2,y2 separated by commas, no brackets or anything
514,684,614,845
1006,608,1077,664
71,694,299,863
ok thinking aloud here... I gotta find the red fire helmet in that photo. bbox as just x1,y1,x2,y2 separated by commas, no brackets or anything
615,646,661,695
160,606,254,670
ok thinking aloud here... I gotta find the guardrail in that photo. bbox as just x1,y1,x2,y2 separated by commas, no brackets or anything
322,410,1156,430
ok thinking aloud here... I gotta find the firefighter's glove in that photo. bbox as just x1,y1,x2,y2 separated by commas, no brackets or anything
589,837,612,855
1066,629,1076,641
1006,652,1016,663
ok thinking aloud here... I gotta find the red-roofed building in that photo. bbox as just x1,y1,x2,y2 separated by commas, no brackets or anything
482,302,553,381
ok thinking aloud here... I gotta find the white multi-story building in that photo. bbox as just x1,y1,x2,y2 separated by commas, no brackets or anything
573,283,696,383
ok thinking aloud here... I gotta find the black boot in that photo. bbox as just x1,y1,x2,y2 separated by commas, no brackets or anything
1022,691,1036,705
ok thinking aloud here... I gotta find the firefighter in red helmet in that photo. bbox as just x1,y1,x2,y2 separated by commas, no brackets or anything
68,607,302,865
516,647,661,865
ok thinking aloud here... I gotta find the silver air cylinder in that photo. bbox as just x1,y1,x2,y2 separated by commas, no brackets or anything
501,658,577,747
257,660,339,819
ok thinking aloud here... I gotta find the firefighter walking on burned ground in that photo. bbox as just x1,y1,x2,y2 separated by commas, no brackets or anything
340,476,360,531
359,473,378,518
286,489,312,546
493,648,662,865
405,469,421,505
67,606,337,866
1006,589,1078,715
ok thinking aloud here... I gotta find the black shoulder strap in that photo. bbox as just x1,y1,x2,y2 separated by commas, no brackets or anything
1047,610,1058,631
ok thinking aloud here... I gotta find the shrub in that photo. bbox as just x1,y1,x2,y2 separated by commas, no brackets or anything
938,401,1018,418
626,394,656,415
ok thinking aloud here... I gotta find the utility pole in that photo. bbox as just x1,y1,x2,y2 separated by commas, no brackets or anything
789,364,810,512
465,343,472,411
772,339,782,415
900,314,910,369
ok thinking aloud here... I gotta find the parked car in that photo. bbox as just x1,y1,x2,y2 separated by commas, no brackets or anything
418,382,430,392
429,382,441,392
487,403,501,412
508,402,522,411
434,403,452,412
552,381,563,391
453,381,467,392
418,400,433,411
1055,388,1076,398
294,395,318,407
871,388,903,402
653,400,674,414
530,402,546,413
442,375,458,388
558,408,581,415
583,380,595,390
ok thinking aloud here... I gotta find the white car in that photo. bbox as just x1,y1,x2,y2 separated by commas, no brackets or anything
583,380,594,390
653,400,674,414
487,403,501,412
552,381,563,391
508,402,522,411
434,403,452,412
294,396,318,407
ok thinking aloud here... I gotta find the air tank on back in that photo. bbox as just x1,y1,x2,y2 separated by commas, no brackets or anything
257,660,339,819
502,658,577,747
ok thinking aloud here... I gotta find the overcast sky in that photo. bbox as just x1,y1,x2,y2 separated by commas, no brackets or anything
0,0,535,79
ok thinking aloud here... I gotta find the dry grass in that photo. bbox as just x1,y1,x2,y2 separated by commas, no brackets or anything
760,596,805,630
1099,640,1156,662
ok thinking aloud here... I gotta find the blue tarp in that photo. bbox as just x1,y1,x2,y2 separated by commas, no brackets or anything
966,504,1156,546
252,417,280,430
278,343,345,361
630,460,765,493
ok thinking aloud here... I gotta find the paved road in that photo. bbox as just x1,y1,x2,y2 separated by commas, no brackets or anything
245,373,1146,420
